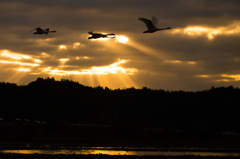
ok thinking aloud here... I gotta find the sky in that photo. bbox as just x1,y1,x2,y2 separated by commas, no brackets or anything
1,0,240,91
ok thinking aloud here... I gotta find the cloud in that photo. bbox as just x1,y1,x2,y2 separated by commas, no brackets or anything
0,49,40,67
172,22,240,39
40,59,137,76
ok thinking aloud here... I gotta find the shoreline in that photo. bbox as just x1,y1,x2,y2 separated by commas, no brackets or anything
0,153,239,159
0,147,240,158
0,146,240,153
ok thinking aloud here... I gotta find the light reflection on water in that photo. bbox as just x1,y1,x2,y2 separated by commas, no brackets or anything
1,149,240,157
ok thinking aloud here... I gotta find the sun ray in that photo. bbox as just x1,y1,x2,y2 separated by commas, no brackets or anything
6,70,29,84
127,40,170,60
96,75,108,88
115,73,139,89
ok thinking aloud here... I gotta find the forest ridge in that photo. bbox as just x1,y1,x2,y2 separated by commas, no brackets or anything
0,77,240,133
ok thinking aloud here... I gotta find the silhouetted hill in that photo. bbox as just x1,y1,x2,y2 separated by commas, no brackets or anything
0,77,240,134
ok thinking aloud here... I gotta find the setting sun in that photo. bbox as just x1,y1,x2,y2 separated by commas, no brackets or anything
116,36,128,43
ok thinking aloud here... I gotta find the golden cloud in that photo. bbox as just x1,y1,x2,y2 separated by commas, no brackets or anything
220,74,240,81
164,60,196,64
172,22,240,39
0,50,40,67
41,59,137,76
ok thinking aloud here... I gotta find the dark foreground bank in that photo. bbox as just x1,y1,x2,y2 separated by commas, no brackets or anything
1,78,240,155
1,77,240,135
0,154,239,159
1,123,240,148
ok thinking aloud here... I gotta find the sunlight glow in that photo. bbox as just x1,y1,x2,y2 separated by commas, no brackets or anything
59,58,69,62
127,40,169,60
59,45,67,49
73,42,81,48
41,59,137,76
0,50,41,67
172,22,240,39
91,38,110,41
116,36,128,43
164,60,182,64
221,74,240,81
0,49,139,89
0,60,39,66
34,59,42,63
184,27,220,39
41,52,50,58
17,68,31,72
76,56,90,60
196,74,240,82
216,79,231,82
1,50,32,60
188,61,196,64
163,60,196,64
1,149,140,156
196,75,209,78
59,58,69,65
184,27,209,35
172,29,181,33
89,60,136,75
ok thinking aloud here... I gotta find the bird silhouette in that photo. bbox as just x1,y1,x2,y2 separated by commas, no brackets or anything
138,16,171,33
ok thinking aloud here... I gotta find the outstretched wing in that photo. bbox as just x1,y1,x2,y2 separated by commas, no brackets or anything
138,17,156,29
152,16,158,28
30,27,43,33
35,27,44,32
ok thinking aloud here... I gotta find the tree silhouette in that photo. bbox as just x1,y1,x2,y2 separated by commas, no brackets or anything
0,77,240,134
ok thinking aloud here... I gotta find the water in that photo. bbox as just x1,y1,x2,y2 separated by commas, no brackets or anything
1,148,240,157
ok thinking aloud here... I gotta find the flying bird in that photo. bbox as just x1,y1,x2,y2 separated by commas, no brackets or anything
138,16,171,33
88,31,115,39
30,27,57,35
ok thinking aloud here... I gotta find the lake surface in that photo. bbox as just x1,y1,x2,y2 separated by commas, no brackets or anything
1,148,240,157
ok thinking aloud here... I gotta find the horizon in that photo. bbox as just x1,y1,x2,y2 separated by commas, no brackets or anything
1,77,238,92
1,0,240,91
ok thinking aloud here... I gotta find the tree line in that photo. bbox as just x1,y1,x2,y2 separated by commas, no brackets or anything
0,77,240,134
